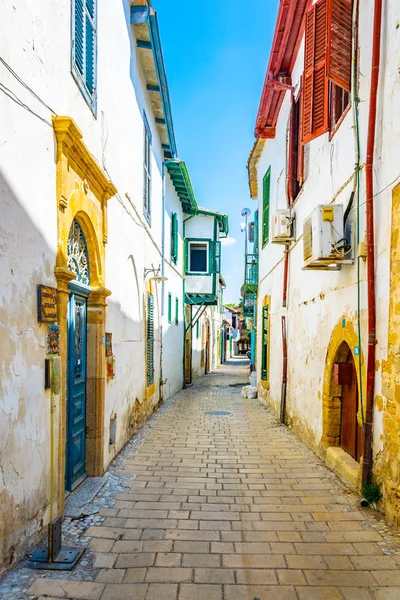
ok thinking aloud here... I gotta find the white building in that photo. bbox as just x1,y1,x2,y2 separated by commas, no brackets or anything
0,0,227,574
248,0,400,521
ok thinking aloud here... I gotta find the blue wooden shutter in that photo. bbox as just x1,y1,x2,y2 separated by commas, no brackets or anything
72,0,97,112
85,8,96,95
147,293,154,386
211,241,221,274
73,0,85,76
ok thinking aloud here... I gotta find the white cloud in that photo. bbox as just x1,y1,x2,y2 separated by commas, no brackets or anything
220,237,237,247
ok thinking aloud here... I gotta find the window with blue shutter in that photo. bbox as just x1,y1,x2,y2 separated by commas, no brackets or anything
147,292,154,386
143,112,152,224
171,213,178,264
168,293,172,324
72,0,97,114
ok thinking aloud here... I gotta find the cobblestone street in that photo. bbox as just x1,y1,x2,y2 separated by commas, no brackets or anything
2,358,400,600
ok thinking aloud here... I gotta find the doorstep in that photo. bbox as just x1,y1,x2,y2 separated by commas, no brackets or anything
326,446,361,491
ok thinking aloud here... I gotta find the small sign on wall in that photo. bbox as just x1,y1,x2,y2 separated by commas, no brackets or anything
47,325,60,355
37,285,57,323
105,332,113,357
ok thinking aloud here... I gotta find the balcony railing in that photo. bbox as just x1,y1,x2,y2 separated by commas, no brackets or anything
243,293,256,318
245,254,258,287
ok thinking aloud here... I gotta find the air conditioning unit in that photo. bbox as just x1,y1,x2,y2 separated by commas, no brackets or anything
271,209,295,243
303,204,353,270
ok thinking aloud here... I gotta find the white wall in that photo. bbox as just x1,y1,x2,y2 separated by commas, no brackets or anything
0,0,186,572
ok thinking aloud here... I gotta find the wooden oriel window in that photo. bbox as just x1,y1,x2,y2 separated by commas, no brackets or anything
302,0,353,144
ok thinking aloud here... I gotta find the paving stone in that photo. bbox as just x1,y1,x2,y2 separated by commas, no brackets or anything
27,579,105,599
96,569,126,583
145,567,192,582
224,584,297,599
101,583,147,600
182,553,221,568
146,583,178,600
178,583,222,600
296,586,344,599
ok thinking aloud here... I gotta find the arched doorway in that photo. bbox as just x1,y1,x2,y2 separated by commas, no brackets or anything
65,219,91,491
335,344,364,462
321,319,366,465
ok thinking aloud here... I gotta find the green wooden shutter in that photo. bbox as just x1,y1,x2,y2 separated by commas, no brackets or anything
147,293,154,386
168,293,172,324
211,241,221,274
184,240,189,273
171,213,178,264
262,168,271,247
261,305,269,380
175,298,179,325
254,210,259,255
196,320,200,339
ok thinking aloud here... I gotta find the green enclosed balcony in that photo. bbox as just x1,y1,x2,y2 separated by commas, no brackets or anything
243,292,256,318
245,254,258,287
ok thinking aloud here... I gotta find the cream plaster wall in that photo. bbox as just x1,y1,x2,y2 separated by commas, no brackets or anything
255,0,399,462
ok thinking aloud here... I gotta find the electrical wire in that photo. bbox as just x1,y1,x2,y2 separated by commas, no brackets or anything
0,56,57,115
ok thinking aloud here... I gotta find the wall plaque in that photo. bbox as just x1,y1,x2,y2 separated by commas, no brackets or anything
37,285,57,323
47,325,60,355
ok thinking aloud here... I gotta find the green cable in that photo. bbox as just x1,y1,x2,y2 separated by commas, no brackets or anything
352,0,365,429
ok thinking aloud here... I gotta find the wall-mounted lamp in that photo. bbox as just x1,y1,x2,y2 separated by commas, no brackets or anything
144,265,168,282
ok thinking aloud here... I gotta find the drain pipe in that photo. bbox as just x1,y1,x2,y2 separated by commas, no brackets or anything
362,0,382,488
280,316,288,424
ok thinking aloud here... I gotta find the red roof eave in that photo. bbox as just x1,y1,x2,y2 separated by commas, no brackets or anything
254,0,311,139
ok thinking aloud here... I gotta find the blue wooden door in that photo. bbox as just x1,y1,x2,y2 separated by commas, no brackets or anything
66,293,87,491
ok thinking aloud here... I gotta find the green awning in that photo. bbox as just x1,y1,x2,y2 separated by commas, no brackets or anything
185,293,218,306
167,161,198,215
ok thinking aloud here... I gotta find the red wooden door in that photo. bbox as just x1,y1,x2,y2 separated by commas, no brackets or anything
338,353,364,462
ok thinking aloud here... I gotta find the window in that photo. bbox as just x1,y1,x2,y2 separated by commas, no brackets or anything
330,81,350,131
175,298,179,325
188,242,208,273
146,293,154,386
71,0,97,114
302,0,352,143
143,112,152,223
261,302,270,381
262,168,271,248
171,213,178,264
168,293,172,324
288,89,304,203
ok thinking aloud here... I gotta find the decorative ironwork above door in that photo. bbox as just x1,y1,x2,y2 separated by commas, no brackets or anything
67,220,90,285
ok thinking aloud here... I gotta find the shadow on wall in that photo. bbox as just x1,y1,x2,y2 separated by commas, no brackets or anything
0,168,168,575
0,167,56,576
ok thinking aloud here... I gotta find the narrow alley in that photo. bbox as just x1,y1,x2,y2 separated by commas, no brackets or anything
3,359,400,600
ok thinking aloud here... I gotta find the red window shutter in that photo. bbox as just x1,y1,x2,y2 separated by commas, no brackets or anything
326,0,353,92
302,0,329,144
288,96,296,204
297,79,305,183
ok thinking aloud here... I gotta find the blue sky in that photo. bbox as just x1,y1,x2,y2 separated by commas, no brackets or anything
155,0,280,304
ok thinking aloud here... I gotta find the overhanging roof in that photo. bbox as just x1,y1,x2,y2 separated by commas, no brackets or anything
197,208,229,237
254,0,310,139
131,3,177,159
247,138,266,199
166,160,198,215
185,293,218,306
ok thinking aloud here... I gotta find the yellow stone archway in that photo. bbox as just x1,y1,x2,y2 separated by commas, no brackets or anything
53,116,116,514
321,318,366,449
